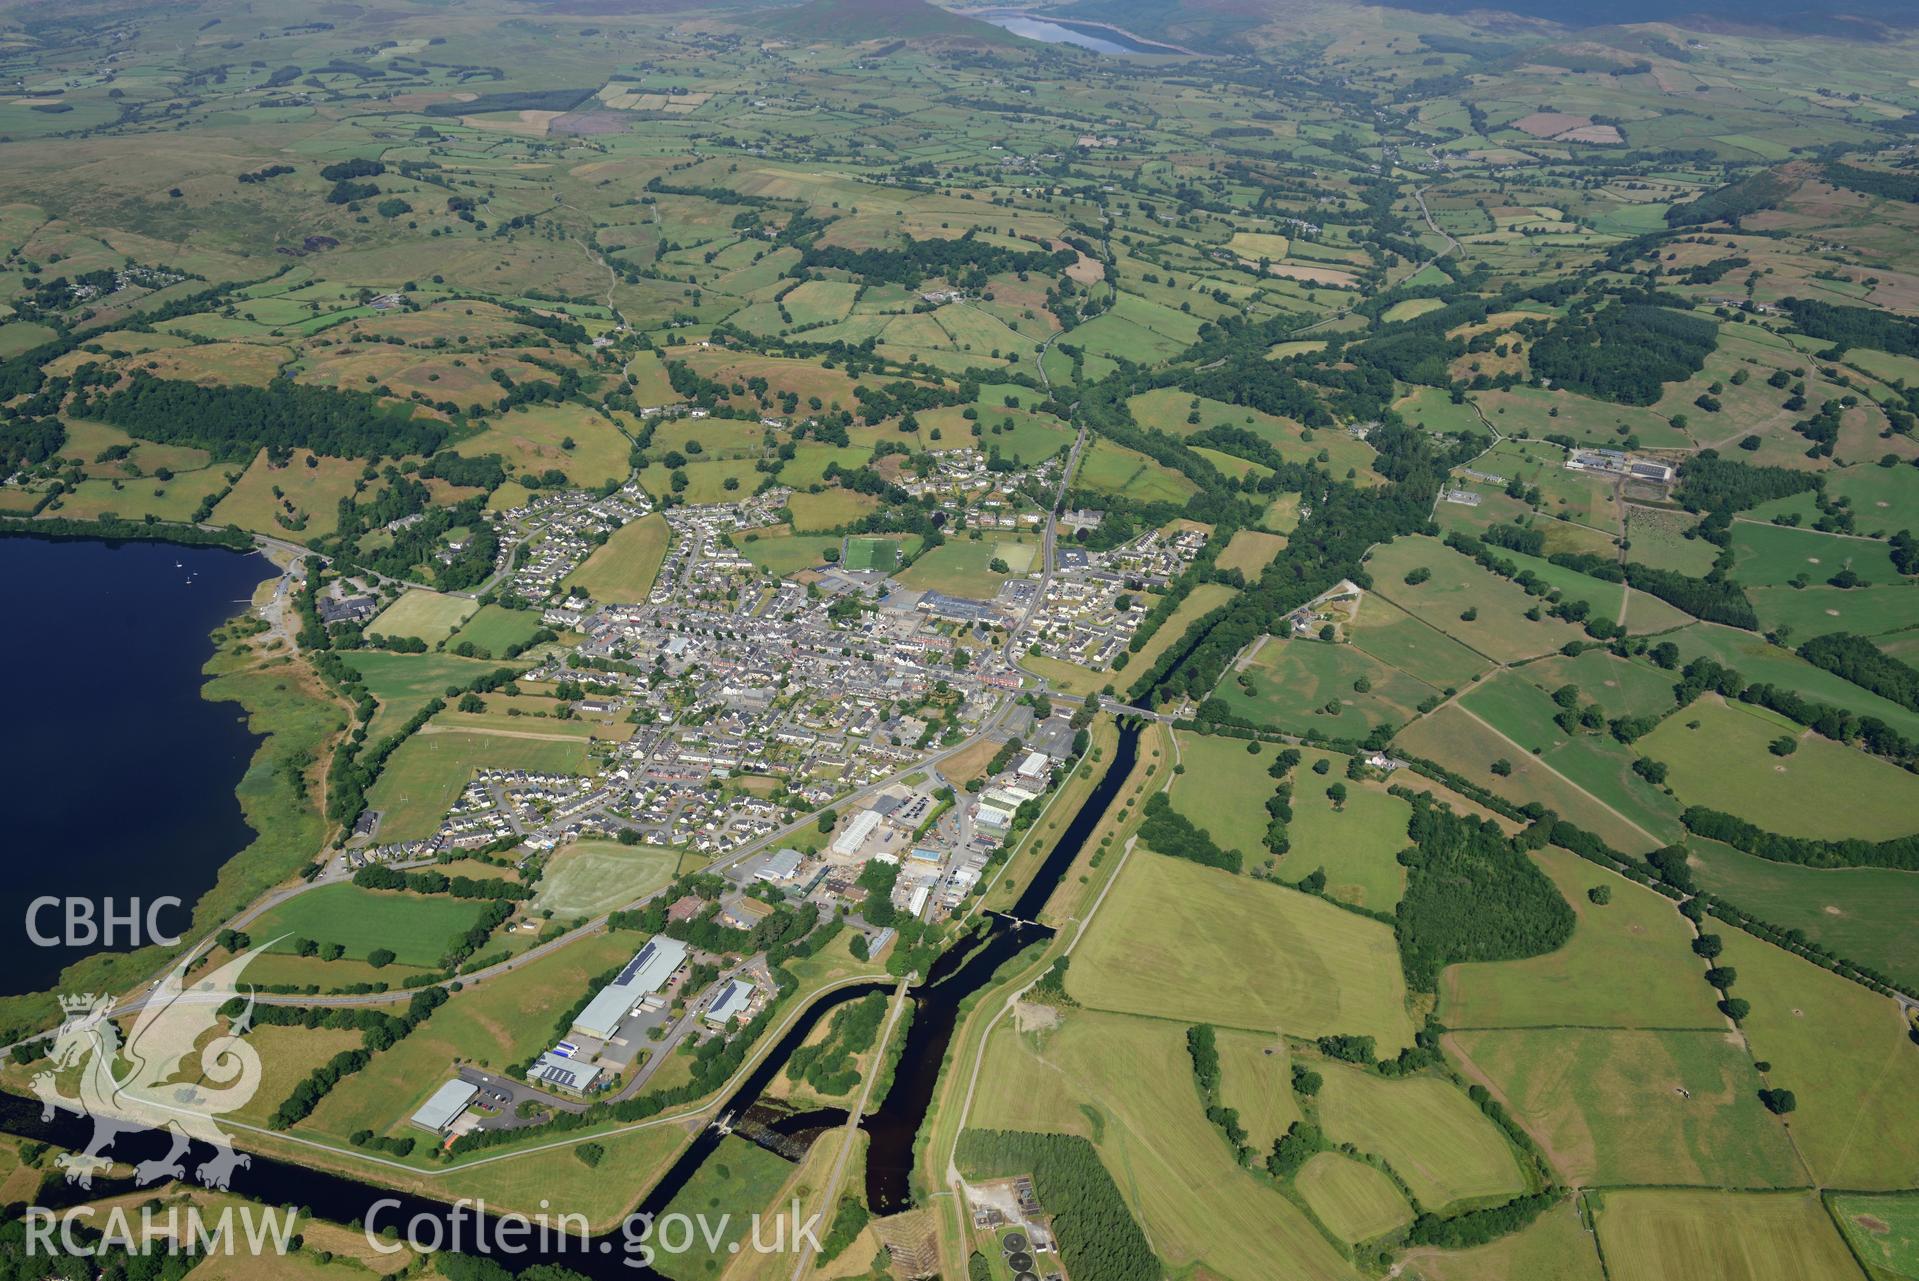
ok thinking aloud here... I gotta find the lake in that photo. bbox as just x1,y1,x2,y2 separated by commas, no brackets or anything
976,11,1170,54
0,535,271,995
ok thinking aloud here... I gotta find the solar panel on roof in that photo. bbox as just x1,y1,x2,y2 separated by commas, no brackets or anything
614,940,659,986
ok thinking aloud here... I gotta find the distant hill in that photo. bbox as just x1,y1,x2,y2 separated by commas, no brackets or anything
754,0,1021,42
1369,0,1919,35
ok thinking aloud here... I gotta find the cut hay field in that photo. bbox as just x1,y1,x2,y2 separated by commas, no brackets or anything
1441,847,1721,1030
1448,1028,1805,1188
1295,1152,1412,1244
1638,695,1919,842
562,512,670,602
367,589,477,645
1717,930,1919,1189
1589,1190,1861,1281
1396,1200,1603,1281
1314,1064,1529,1212
1688,839,1919,990
968,1008,1364,1281
1066,851,1416,1051
1215,1028,1300,1153
247,885,489,969
532,839,682,919
1212,635,1439,740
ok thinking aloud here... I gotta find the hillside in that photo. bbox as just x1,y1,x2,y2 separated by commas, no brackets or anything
753,0,1020,42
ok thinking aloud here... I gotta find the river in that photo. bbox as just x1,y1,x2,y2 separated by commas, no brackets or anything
0,535,270,995
0,721,1146,1277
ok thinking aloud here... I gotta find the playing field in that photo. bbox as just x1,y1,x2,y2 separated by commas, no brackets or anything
842,534,901,573
969,1009,1365,1281
562,513,671,602
1639,695,1919,842
1441,847,1722,1030
367,588,478,644
1589,1190,1861,1281
1067,851,1416,1051
532,839,682,919
1448,1027,1805,1188
248,884,490,969
1718,930,1919,1189
1314,1063,1528,1212
1295,1152,1412,1244
895,536,1034,599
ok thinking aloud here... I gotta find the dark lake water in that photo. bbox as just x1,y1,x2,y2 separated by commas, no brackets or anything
0,535,270,995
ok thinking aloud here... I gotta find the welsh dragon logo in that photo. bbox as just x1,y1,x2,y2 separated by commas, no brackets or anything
31,942,276,1190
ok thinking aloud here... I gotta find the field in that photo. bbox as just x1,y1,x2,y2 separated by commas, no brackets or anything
1589,1190,1862,1281
739,531,837,578
1213,635,1440,740
1717,930,1919,1189
1066,850,1417,1051
1165,731,1286,857
562,513,671,602
1688,839,1919,989
341,650,520,741
1313,1064,1529,1212
1216,528,1288,576
1073,439,1199,504
1345,594,1492,691
1638,695,1919,842
1448,1028,1804,1187
1295,1152,1412,1244
1281,748,1411,911
367,729,594,841
1215,1028,1301,1153
968,1008,1367,1281
247,884,490,969
1123,583,1239,679
1365,536,1588,664
532,839,682,919
211,449,364,539
448,604,546,657
300,930,643,1145
1831,1192,1919,1280
366,589,477,645
1441,848,1722,1030
1397,1201,1603,1281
